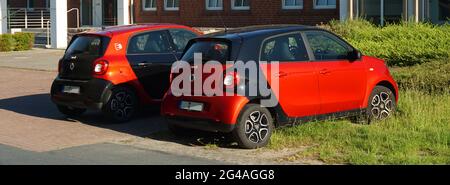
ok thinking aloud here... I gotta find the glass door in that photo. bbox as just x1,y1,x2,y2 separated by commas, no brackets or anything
102,0,117,26
81,0,93,26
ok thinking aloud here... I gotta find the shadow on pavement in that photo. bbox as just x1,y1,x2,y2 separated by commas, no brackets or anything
0,93,238,148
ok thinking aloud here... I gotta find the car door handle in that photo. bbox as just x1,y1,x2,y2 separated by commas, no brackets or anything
137,62,152,67
319,69,331,75
275,72,288,78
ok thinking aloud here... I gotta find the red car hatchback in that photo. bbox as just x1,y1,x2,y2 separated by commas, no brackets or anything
162,25,399,149
51,24,201,122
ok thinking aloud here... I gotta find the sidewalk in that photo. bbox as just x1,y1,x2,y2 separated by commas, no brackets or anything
0,48,64,71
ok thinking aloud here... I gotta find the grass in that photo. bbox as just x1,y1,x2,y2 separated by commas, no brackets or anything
269,90,450,164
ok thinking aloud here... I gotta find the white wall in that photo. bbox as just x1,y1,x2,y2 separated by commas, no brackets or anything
0,0,7,34
50,0,68,49
117,0,130,25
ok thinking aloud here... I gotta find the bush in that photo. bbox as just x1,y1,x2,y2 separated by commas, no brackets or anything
0,32,34,52
391,59,450,93
320,20,450,66
12,32,34,51
0,34,16,52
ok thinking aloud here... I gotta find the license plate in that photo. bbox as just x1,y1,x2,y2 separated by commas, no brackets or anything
62,86,80,94
179,101,204,112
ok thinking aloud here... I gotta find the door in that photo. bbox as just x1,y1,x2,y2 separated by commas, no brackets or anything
304,31,367,114
102,0,117,25
126,30,178,100
81,0,93,26
260,33,320,118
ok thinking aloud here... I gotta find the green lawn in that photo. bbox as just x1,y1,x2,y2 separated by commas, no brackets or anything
269,90,450,164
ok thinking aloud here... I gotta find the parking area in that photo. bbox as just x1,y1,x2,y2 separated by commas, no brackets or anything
0,49,318,164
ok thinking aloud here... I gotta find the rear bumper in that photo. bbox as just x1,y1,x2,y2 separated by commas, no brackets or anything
161,92,250,133
50,77,113,109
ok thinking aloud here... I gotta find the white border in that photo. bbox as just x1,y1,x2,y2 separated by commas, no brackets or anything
313,0,337,9
164,0,179,11
231,0,250,10
143,0,157,11
206,0,223,10
282,0,303,10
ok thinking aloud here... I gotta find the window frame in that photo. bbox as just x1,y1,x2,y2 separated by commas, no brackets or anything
303,30,356,62
313,0,337,10
126,30,174,55
142,0,157,11
164,0,180,11
259,31,312,63
206,0,224,11
231,0,250,10
167,29,199,52
282,0,304,10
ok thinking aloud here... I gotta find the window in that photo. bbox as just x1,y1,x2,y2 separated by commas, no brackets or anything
143,0,157,11
182,41,230,63
314,0,336,9
282,0,303,9
168,29,198,52
27,0,34,10
165,0,179,11
206,0,223,10
128,31,171,54
305,31,351,61
66,36,103,56
261,33,309,62
232,0,250,10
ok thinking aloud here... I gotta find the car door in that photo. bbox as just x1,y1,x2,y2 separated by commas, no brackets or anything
304,31,367,114
260,32,320,118
126,30,178,100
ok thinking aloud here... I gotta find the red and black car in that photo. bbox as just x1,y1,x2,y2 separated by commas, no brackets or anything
51,24,201,122
162,25,399,149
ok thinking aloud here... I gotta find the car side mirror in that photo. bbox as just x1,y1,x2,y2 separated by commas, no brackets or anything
347,50,362,61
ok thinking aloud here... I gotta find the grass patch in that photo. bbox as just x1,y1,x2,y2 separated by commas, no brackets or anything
269,90,450,164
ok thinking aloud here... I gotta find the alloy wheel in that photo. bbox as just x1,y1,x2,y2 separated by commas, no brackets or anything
110,91,134,119
244,111,270,143
370,92,393,119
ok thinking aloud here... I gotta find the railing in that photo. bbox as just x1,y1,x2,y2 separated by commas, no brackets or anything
7,8,50,29
67,8,80,28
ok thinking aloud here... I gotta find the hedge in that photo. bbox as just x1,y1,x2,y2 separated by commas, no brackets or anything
320,20,450,66
0,32,35,52
391,59,450,93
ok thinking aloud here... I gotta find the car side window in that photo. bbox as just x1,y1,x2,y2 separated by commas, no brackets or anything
304,31,351,61
127,31,171,54
260,33,309,62
168,29,198,52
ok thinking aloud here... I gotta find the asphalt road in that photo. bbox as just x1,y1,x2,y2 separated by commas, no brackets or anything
0,143,224,165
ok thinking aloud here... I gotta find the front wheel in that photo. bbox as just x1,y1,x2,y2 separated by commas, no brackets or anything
232,104,274,149
102,86,138,123
366,86,396,123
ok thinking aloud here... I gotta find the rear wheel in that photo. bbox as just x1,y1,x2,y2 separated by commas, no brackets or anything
364,86,396,124
57,105,86,118
232,104,274,149
102,86,138,123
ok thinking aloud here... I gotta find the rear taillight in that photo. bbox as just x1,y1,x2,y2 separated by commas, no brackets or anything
93,60,109,75
224,71,240,88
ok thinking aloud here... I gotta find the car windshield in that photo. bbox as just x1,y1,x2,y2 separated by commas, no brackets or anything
66,35,103,56
181,41,230,63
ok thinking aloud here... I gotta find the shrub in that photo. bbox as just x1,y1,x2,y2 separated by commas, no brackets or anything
0,34,16,52
12,32,34,51
391,59,450,93
320,20,450,66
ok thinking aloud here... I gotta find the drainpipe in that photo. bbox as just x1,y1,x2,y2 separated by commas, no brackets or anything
130,0,134,24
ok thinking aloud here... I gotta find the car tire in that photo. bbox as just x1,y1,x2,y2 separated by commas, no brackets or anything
102,86,138,123
365,85,396,123
232,104,275,149
57,105,86,117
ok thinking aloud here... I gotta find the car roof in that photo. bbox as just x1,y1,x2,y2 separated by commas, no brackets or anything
203,24,319,40
80,23,197,37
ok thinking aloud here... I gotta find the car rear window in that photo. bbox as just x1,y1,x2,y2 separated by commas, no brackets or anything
181,41,230,63
65,35,105,56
